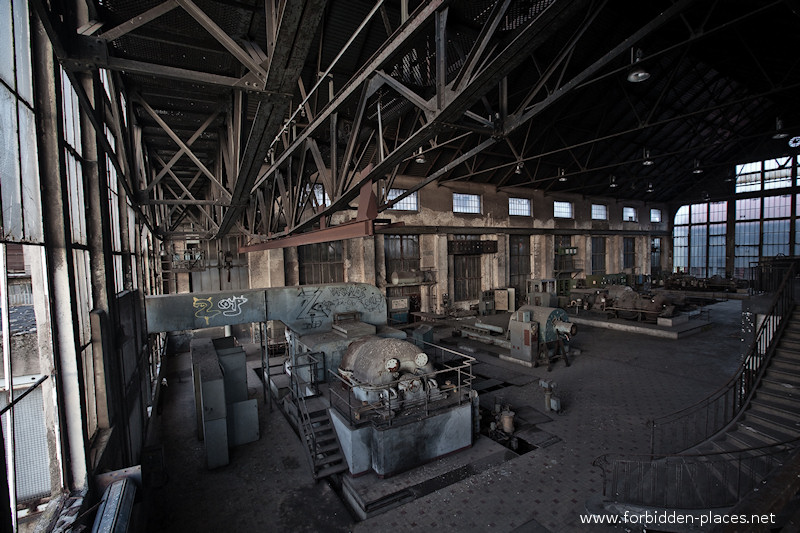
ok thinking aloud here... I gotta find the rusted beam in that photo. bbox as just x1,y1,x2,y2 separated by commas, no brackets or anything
239,219,375,252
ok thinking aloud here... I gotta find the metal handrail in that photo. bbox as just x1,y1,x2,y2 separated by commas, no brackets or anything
327,340,474,428
650,262,796,455
593,438,800,509
289,354,321,469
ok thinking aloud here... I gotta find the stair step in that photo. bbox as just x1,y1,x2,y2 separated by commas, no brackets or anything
772,354,800,367
745,408,800,433
768,366,800,379
314,442,340,454
759,381,800,401
762,373,800,389
315,452,343,466
778,337,800,350
315,462,348,479
738,420,796,443
727,428,776,449
750,397,800,417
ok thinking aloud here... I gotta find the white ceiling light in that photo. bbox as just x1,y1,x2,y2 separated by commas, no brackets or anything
627,48,650,83
642,148,654,166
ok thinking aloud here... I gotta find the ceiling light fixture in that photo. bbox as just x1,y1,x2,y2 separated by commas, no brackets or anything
692,159,703,174
646,182,654,193
642,148,654,166
515,161,523,174
773,117,789,140
609,175,618,188
558,168,567,182
626,48,650,83
415,147,426,164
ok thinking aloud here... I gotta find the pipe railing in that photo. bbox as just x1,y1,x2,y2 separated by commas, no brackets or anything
327,340,474,428
650,261,796,456
289,354,322,465
594,439,799,509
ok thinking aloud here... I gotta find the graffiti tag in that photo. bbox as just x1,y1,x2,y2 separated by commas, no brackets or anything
218,294,248,317
193,297,221,325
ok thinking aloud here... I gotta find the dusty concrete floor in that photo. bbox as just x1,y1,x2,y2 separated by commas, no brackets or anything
144,300,744,532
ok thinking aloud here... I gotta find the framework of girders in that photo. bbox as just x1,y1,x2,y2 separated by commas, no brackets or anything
36,0,782,243
233,0,724,245
232,0,596,244
35,0,327,239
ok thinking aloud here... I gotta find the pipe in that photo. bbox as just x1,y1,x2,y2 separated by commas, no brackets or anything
553,319,577,336
473,322,504,334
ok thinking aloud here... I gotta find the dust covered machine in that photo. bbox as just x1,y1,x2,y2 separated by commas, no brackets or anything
504,305,576,370
329,336,477,477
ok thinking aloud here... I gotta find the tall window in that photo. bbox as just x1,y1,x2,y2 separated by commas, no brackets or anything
623,237,635,270
508,235,530,304
651,238,662,276
298,241,344,284
762,195,791,257
384,234,420,276
1,0,54,509
591,237,606,275
385,234,421,303
508,197,531,216
387,188,419,211
734,198,760,279
452,235,481,301
453,193,481,214
673,202,727,277
554,235,574,273
554,201,573,218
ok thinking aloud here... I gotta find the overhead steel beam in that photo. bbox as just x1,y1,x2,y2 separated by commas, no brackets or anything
278,0,586,237
506,0,700,133
214,0,328,237
247,0,447,197
174,0,267,83
144,199,220,205
146,109,221,193
136,95,232,200
99,0,179,41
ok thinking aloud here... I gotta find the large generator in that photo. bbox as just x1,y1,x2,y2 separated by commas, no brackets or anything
330,337,476,477
505,305,576,370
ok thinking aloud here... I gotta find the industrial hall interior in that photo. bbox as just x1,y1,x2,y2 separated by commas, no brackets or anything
4,0,800,531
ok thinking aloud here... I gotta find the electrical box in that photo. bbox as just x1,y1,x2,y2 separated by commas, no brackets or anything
387,296,410,324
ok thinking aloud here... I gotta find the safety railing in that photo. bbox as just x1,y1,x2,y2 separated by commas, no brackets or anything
594,439,799,509
289,353,322,469
650,261,795,456
327,340,474,428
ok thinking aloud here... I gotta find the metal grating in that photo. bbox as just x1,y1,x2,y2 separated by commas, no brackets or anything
0,385,51,504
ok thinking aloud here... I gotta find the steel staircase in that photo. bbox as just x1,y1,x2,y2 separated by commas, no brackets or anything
698,311,800,454
296,396,349,480
594,263,800,522
273,351,349,481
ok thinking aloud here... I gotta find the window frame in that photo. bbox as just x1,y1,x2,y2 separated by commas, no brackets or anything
508,197,531,217
553,201,573,219
386,188,419,211
591,204,608,220
452,193,481,214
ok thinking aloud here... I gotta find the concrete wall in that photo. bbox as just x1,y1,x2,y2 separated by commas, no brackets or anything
245,177,671,313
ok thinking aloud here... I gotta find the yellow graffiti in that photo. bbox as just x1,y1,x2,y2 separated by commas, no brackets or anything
193,297,221,325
